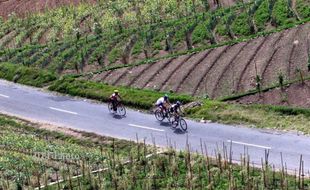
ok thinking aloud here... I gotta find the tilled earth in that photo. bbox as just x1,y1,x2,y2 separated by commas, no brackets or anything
0,0,96,18
91,23,310,108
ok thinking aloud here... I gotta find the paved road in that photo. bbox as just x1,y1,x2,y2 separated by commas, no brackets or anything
0,79,309,174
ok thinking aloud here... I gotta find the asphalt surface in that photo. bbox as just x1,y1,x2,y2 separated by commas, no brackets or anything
0,79,309,174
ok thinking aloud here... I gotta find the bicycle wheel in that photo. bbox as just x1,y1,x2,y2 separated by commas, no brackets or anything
108,102,114,113
166,111,172,122
117,104,126,116
179,118,187,131
155,109,164,121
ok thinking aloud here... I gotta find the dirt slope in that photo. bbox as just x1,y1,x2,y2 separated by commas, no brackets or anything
0,0,96,19
233,80,310,108
0,0,245,19
92,23,310,104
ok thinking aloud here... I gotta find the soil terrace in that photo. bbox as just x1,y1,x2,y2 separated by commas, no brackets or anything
0,0,96,19
91,23,310,103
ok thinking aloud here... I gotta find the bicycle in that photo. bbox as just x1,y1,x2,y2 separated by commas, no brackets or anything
108,101,126,116
154,107,171,122
170,113,187,131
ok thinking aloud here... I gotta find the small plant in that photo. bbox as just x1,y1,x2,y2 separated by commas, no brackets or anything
295,67,304,84
278,72,285,89
308,45,310,72
256,74,261,92
226,13,236,39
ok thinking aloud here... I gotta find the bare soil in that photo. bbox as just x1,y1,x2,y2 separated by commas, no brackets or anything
0,0,96,19
234,81,310,108
117,63,153,86
131,59,172,89
287,24,309,80
88,23,310,108
145,55,192,91
104,67,129,85
178,46,227,95
214,37,266,98
261,27,299,88
206,42,247,98
237,32,282,93
161,51,208,93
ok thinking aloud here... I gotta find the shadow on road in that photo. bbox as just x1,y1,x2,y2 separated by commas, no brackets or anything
159,122,171,127
173,128,187,134
112,114,126,119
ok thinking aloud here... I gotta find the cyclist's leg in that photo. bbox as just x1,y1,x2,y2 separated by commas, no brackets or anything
112,99,117,111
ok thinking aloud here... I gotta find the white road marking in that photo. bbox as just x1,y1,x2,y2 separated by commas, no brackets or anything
49,107,78,115
228,140,271,150
128,124,164,132
0,94,9,98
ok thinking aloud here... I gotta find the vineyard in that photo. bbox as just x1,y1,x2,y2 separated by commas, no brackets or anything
0,0,309,76
0,114,309,189
0,114,145,189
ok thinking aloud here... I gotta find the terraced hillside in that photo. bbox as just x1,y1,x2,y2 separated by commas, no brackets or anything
0,0,309,73
0,0,242,19
91,22,310,99
0,0,96,18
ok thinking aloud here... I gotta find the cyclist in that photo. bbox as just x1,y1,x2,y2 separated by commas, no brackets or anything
155,94,171,116
170,101,182,115
169,101,184,127
110,90,122,112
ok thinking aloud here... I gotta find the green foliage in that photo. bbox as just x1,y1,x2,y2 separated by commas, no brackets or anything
48,76,193,110
278,72,284,88
0,0,309,74
271,0,296,26
231,12,251,35
187,99,310,133
254,0,270,31
108,47,122,64
296,0,310,18
0,62,57,87
0,114,140,188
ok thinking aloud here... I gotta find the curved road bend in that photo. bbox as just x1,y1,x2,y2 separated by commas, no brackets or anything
0,79,309,174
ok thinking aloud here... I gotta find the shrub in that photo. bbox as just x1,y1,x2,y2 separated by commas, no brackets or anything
0,63,57,87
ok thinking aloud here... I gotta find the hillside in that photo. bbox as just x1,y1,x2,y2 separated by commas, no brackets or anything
0,0,241,19
0,0,309,73
0,0,96,19
89,23,310,100
0,0,309,108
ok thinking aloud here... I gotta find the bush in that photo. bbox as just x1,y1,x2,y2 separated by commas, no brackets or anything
0,62,57,87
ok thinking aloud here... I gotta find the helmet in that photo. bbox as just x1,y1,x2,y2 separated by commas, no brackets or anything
164,94,169,100
176,101,181,106
114,90,119,93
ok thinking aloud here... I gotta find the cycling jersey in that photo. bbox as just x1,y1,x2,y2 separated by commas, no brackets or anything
170,104,180,113
110,93,121,101
156,97,166,106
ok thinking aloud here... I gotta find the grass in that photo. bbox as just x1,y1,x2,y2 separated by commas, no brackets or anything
186,100,310,134
0,114,144,189
0,62,57,87
48,75,194,110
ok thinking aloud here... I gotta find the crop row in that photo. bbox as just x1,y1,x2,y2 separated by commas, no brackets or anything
0,114,142,189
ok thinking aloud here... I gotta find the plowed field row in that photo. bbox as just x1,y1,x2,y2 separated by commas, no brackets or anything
91,23,310,99
0,0,96,18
